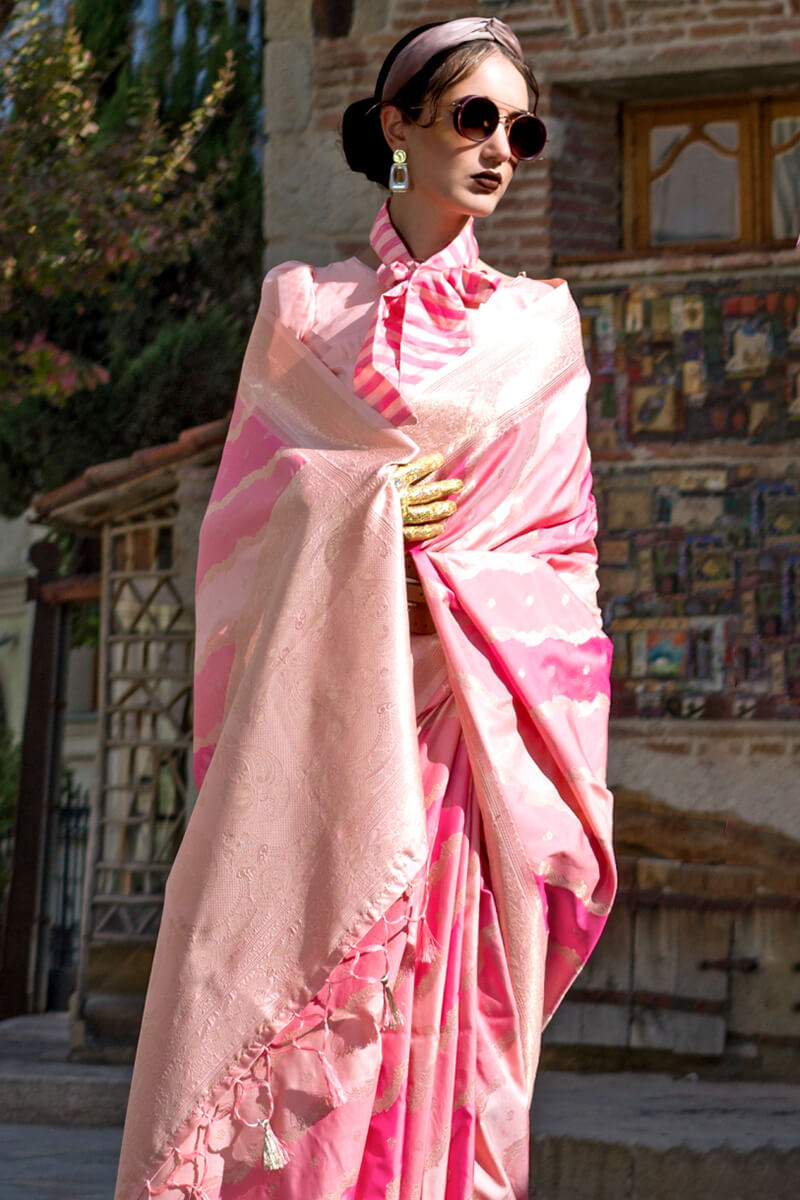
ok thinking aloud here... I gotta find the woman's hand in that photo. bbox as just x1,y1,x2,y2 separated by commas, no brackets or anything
393,452,463,543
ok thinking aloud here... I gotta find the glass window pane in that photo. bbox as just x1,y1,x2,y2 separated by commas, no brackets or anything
771,116,800,149
703,121,738,151
651,141,739,244
772,137,800,239
650,124,690,171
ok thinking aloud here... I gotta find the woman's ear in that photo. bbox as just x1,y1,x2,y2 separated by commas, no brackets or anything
380,104,410,154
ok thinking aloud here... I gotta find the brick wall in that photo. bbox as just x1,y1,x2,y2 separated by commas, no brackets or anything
266,0,800,270
545,85,621,261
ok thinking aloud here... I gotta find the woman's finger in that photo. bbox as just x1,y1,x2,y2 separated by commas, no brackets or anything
392,452,444,490
402,499,457,525
403,521,444,543
405,477,463,504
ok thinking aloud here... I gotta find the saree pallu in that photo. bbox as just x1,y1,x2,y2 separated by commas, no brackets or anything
114,275,616,1200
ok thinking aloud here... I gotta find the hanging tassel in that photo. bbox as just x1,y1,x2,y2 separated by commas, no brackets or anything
381,974,405,1030
319,1050,348,1108
418,917,441,965
259,1116,290,1171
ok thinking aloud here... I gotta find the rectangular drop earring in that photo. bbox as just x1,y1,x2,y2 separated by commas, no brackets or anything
389,148,409,192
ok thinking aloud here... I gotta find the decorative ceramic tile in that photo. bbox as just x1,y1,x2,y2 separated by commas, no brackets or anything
764,491,800,546
651,297,672,338
769,650,787,695
670,494,725,530
630,385,683,435
740,590,757,634
606,489,653,531
625,295,644,333
645,629,688,678
682,359,707,397
602,539,631,565
683,295,705,330
637,546,655,592
687,537,733,592
725,316,774,376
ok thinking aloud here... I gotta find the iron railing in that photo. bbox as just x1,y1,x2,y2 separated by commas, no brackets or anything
46,771,90,1010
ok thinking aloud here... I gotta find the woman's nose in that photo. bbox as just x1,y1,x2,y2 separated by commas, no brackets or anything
482,120,513,163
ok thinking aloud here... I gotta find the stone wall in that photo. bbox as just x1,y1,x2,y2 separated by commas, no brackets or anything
0,517,42,740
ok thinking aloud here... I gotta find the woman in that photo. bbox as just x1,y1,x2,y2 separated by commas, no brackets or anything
115,17,616,1200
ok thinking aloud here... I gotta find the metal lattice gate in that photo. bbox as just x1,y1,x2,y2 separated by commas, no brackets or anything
84,501,194,951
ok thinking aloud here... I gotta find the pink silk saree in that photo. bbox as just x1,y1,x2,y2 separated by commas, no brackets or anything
114,273,616,1200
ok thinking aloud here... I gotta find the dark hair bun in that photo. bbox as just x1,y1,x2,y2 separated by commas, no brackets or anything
341,96,392,188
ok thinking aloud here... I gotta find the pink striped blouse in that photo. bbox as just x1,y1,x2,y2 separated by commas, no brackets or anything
264,234,553,401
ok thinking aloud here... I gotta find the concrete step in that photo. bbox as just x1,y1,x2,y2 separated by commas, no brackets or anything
0,1013,130,1126
532,1070,800,1200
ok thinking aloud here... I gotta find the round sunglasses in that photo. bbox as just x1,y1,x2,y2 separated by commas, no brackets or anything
449,95,547,162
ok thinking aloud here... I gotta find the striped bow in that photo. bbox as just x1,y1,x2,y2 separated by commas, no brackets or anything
352,202,500,425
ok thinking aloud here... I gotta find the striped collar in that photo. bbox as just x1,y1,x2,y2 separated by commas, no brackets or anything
369,202,480,274
352,203,499,426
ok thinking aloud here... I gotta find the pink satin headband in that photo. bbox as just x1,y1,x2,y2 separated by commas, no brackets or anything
380,17,524,102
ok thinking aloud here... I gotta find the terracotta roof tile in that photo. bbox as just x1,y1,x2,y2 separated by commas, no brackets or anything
33,416,230,521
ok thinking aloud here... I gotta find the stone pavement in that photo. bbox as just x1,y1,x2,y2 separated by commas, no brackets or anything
0,1123,122,1199
1,1014,799,1199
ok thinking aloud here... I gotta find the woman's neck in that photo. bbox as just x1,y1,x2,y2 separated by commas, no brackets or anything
387,195,469,263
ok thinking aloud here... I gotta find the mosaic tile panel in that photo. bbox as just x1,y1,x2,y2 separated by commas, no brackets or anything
576,276,800,719
580,284,800,451
594,466,800,719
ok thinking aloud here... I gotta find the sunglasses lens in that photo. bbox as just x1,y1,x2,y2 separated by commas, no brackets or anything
456,96,500,142
454,97,547,160
509,114,547,161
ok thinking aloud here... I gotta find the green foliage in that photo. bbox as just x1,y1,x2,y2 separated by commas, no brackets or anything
0,0,263,515
0,726,20,835
114,307,243,446
71,0,131,65
70,602,99,650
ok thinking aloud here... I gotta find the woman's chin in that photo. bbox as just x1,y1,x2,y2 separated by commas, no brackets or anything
442,187,505,221
468,180,510,212
467,196,505,221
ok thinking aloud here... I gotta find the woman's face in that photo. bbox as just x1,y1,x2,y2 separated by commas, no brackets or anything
389,51,532,221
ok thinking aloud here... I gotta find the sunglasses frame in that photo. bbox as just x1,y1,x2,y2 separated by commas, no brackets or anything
449,94,547,162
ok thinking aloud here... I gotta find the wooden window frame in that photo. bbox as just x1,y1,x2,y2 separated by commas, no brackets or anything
623,92,800,255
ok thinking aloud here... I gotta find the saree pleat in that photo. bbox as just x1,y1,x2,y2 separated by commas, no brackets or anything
214,651,529,1200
